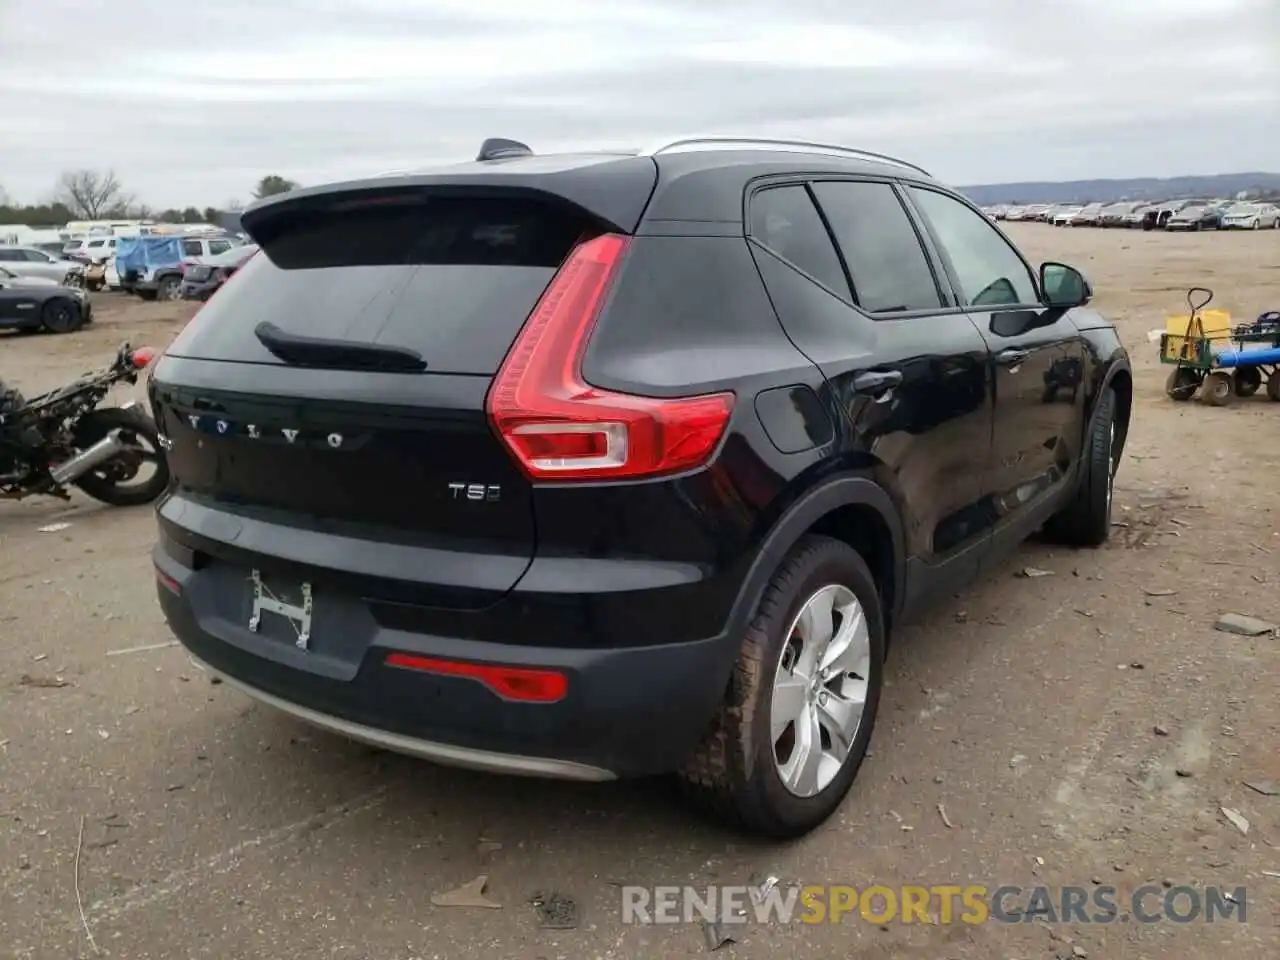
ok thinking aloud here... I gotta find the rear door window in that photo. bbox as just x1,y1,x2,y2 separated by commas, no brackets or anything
164,195,598,376
748,185,851,300
810,181,943,313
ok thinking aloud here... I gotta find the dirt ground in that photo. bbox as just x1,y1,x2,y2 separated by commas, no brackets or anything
1,224,1278,960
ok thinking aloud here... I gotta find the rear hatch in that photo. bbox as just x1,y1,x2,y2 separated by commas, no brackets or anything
151,165,655,601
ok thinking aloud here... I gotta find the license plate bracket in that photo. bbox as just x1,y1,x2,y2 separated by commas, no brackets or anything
248,569,313,650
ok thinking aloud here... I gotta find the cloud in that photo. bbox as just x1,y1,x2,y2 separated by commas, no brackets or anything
0,0,1276,207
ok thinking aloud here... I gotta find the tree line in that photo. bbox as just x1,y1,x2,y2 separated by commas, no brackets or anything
0,171,301,228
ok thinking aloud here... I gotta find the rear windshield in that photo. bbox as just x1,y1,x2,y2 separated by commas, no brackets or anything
164,195,596,375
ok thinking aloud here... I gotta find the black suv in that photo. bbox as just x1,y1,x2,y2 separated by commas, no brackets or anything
149,136,1131,838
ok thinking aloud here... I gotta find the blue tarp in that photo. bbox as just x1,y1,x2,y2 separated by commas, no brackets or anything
115,236,183,275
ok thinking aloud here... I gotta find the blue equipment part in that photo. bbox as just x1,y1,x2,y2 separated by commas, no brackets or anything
1215,346,1280,368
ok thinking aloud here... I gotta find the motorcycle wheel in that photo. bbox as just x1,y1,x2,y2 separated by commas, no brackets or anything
70,407,171,507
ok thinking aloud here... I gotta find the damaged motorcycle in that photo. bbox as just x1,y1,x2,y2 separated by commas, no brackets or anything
0,343,170,506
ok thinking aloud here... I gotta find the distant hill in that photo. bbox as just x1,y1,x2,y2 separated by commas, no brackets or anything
959,172,1280,206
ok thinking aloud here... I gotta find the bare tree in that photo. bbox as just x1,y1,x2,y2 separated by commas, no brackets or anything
55,169,132,219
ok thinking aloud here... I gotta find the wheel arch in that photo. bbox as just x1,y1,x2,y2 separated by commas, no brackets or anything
725,475,905,654
1104,363,1133,453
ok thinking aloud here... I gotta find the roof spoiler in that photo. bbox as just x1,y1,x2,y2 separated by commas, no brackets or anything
240,157,658,241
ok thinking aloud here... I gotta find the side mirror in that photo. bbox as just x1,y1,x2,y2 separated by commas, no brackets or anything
1040,262,1090,308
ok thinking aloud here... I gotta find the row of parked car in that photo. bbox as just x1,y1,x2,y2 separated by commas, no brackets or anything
986,199,1280,231
0,232,257,334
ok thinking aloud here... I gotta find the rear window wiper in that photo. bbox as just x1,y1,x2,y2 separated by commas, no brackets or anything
253,321,427,372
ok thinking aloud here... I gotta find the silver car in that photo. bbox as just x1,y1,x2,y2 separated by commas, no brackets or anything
0,245,85,286
1221,202,1280,230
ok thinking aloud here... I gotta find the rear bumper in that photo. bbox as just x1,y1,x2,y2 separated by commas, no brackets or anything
179,279,219,300
153,538,741,780
187,649,615,780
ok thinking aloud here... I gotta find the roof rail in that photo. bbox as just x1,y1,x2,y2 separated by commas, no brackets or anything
637,136,931,177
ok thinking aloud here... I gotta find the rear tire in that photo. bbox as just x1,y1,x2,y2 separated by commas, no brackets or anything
158,275,181,301
1043,387,1119,547
70,407,170,506
1267,374,1280,402
1234,368,1262,397
678,535,885,838
41,297,84,334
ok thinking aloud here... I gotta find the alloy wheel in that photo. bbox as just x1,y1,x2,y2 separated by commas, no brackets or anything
771,584,871,798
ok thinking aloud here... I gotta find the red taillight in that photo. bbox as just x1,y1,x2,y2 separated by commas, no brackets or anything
131,346,157,368
486,233,734,482
385,652,568,704
155,565,181,595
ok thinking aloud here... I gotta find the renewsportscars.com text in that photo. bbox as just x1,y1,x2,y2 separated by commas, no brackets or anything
621,884,1247,926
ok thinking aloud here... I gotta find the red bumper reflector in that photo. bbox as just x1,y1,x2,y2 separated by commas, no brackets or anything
384,652,568,703
155,565,181,595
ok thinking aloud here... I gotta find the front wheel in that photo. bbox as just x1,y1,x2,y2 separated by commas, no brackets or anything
1165,367,1200,401
1043,387,1119,547
679,536,885,838
1201,371,1233,407
70,407,170,506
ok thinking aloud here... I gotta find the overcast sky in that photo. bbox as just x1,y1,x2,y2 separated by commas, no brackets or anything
1,0,1276,208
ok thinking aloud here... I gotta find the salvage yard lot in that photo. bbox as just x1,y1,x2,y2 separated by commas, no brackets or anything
2,224,1278,960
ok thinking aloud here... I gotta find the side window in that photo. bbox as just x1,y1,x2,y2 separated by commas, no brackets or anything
208,240,231,255
810,181,942,313
748,185,851,300
182,240,203,256
908,187,1038,307
0,250,19,261
22,249,47,261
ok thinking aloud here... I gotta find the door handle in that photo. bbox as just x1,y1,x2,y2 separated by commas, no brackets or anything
996,348,1031,366
852,369,903,398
